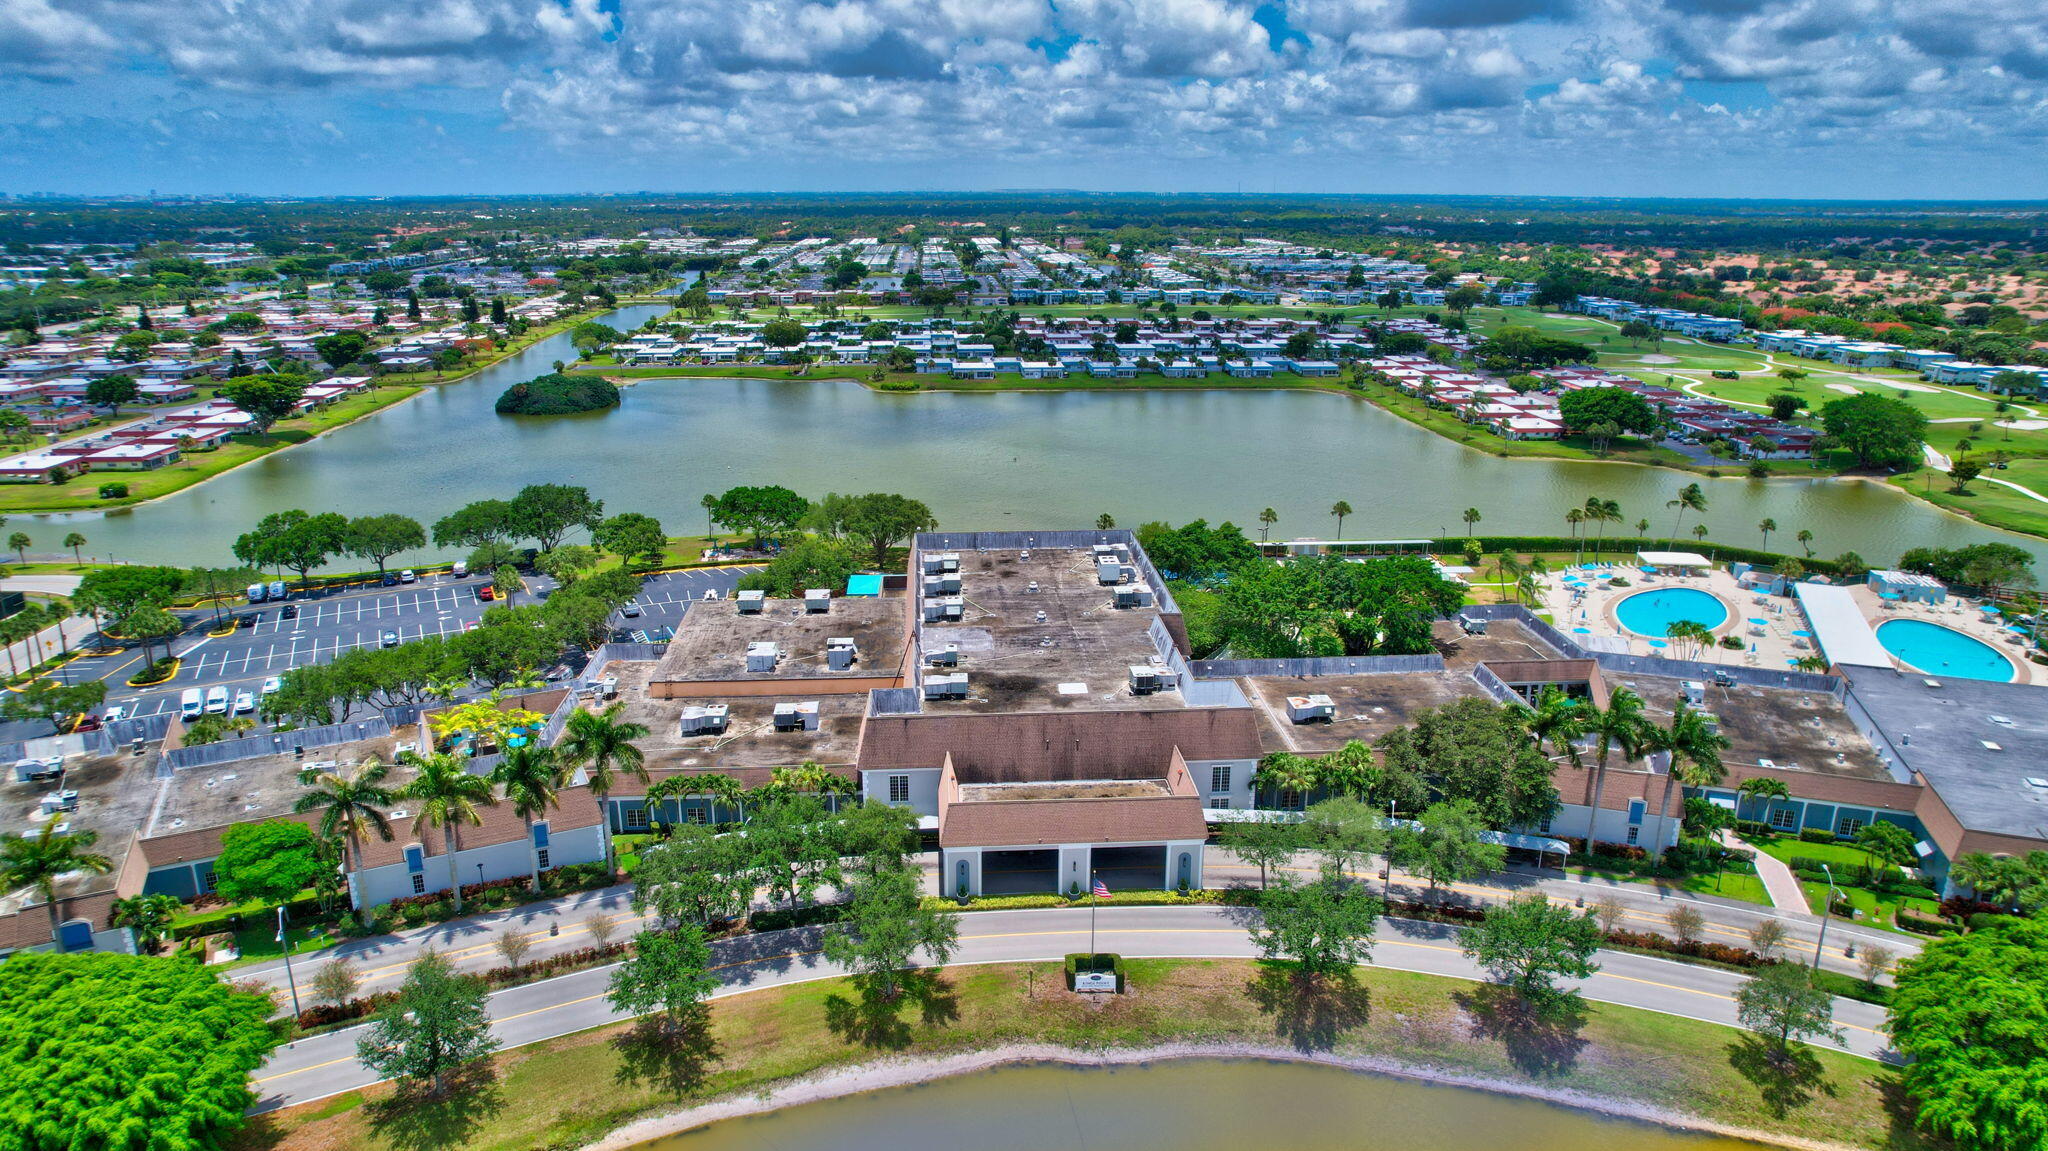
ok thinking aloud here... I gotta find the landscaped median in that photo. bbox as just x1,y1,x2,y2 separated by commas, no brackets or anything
236,957,1905,1151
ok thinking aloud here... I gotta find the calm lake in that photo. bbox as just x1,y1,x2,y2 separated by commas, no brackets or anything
632,1059,1772,1151
33,304,2046,568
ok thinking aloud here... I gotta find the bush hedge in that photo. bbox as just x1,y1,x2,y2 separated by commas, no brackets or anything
1797,828,1839,843
1894,909,1961,936
1064,952,1125,992
1415,535,1844,575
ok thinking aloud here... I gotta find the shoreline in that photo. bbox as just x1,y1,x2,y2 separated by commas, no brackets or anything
580,1042,1863,1151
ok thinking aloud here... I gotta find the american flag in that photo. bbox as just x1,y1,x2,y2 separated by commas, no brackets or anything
1092,877,1110,899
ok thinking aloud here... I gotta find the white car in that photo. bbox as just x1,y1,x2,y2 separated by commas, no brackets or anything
232,691,256,715
260,676,282,696
102,705,126,723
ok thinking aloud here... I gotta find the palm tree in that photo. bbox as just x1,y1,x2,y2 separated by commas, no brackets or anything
1462,507,1482,539
8,531,30,563
700,492,719,542
1582,689,1648,861
1258,508,1278,542
1330,500,1353,538
1757,518,1777,552
1795,529,1815,558
1094,513,1115,530
1,824,112,941
1645,700,1731,848
1565,508,1584,563
1252,751,1320,809
559,702,650,868
62,532,85,565
1693,523,1710,546
1737,777,1791,824
491,745,567,894
400,751,494,914
1529,686,1586,773
1665,482,1706,547
1635,518,1650,539
1585,497,1620,562
294,759,398,910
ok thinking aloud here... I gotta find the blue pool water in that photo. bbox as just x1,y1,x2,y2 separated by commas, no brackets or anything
1875,619,2016,682
1614,588,1730,637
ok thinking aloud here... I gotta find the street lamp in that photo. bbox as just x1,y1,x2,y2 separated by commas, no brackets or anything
275,906,302,1017
1381,800,1397,905
475,862,485,893
1810,862,1844,971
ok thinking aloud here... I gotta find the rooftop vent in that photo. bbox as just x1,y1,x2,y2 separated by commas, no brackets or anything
1988,715,2016,726
1128,664,1176,695
1113,584,1155,609
772,701,821,732
923,596,964,622
1982,741,2003,752
923,572,961,595
1922,678,1942,689
922,552,960,575
678,704,729,736
2025,777,2048,790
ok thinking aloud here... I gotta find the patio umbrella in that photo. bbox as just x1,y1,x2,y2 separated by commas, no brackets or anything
1648,639,1668,649
1748,617,1768,626
1980,605,2003,614
1879,592,1902,601
1792,629,1813,637
2007,625,2031,634
1572,627,1592,634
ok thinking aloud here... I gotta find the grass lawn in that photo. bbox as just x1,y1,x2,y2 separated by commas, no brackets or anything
1584,867,1775,908
1892,461,2048,539
0,386,424,514
234,958,1922,1151
1743,836,1941,930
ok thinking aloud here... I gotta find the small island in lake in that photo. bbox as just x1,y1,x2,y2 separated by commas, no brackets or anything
495,372,620,415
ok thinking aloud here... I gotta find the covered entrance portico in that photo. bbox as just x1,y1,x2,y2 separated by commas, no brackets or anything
941,839,1206,899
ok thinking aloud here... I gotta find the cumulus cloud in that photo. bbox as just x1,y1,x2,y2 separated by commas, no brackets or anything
3,0,2045,185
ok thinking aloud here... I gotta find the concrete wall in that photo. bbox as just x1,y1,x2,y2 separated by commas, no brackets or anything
355,824,605,908
1190,757,1257,809
861,767,942,816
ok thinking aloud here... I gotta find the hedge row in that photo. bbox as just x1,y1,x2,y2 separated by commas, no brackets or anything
1417,535,1846,574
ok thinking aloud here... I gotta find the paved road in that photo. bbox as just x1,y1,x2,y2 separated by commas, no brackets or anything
71,566,756,720
249,904,1895,1113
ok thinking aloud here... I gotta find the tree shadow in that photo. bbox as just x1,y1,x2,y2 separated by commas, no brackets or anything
1245,964,1373,1053
611,1009,722,1099
1871,1066,1942,1151
823,969,959,1050
1726,1034,1836,1119
1454,983,1590,1078
363,1063,505,1151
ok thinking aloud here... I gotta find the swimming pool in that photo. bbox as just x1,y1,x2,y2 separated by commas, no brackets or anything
1613,587,1730,637
1874,619,2017,682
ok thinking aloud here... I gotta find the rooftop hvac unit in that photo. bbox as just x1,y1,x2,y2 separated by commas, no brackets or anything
678,704,730,736
924,672,969,700
923,596,964,622
1459,616,1489,635
600,674,618,699
926,643,959,667
1287,694,1337,724
1682,680,1707,707
1128,664,1176,695
923,573,961,594
804,588,832,613
772,701,821,731
745,641,781,672
826,637,858,670
1113,584,1155,609
736,589,765,614
1097,558,1123,584
922,552,960,574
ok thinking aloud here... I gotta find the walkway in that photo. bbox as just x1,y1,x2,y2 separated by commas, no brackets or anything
1719,829,1807,912
249,904,1895,1113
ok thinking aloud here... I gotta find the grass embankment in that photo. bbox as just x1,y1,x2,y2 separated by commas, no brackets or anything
0,387,424,514
235,959,1917,1151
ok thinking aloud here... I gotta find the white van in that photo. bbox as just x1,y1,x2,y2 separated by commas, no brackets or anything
246,583,267,603
203,686,229,715
180,689,203,719
451,560,468,579
268,581,288,601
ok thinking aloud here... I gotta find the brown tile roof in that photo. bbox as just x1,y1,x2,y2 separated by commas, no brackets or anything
940,794,1208,848
137,812,320,870
859,708,1263,783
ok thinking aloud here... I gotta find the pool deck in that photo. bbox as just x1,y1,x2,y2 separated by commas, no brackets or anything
1541,566,2039,685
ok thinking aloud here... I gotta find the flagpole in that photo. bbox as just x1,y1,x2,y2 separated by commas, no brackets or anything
1089,875,1098,958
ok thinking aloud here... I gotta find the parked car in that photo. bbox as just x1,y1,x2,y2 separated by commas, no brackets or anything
260,676,282,696
280,604,299,620
232,691,255,715
380,629,401,648
102,705,126,723
203,686,229,715
236,612,258,629
477,585,495,601
620,602,642,618
399,569,417,584
381,574,399,587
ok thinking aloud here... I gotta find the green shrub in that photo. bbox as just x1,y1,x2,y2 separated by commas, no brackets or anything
1711,370,1739,380
1064,952,1125,991
98,483,129,498
1734,820,1775,838
1895,909,1961,936
1798,827,1839,843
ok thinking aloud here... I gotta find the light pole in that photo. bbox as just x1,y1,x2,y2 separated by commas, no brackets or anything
1382,800,1397,905
1810,862,1843,971
275,906,302,1017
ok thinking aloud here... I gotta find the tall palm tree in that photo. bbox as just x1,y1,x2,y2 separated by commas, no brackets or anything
1757,518,1777,552
1582,688,1648,861
1565,508,1584,563
400,751,494,914
1252,751,1320,809
1666,482,1707,547
492,745,567,894
1330,500,1353,538
1257,508,1278,542
1462,507,1482,539
559,702,650,868
1,824,112,941
1737,776,1790,823
1795,529,1815,558
63,532,85,565
294,759,397,922
1645,699,1732,849
1529,686,1586,772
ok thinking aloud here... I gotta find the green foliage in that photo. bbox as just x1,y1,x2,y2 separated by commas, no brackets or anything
211,819,326,907
633,823,757,926
312,331,368,370
705,484,809,547
592,511,667,567
760,318,808,346
1557,386,1657,435
1897,542,2034,592
1819,392,1928,468
508,482,605,551
74,564,184,620
1213,554,1462,658
232,509,349,583
432,498,519,548
85,373,140,410
1374,699,1558,830
820,862,960,998
1388,798,1508,902
217,373,308,434
342,513,424,576
0,951,276,1150
1475,325,1595,371
1,678,106,726
1251,868,1382,976
738,536,862,599
1457,892,1602,1000
1736,961,1843,1058
355,949,498,1094
608,925,718,1031
494,371,620,415
1135,519,1260,585
1221,817,1307,890
1888,917,2048,1151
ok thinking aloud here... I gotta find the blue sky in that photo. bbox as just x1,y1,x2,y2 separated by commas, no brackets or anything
3,0,2045,199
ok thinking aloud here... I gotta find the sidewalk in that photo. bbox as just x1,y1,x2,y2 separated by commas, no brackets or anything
1722,828,1810,912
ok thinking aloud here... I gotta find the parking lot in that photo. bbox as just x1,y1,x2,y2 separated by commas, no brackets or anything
75,565,760,721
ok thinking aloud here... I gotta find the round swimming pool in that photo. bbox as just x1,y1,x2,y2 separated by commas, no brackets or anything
1613,587,1730,637
1875,619,2017,682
